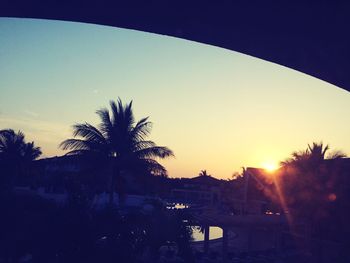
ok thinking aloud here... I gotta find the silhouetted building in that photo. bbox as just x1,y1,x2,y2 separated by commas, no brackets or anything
34,155,83,193
171,175,223,205
35,155,82,173
242,167,279,214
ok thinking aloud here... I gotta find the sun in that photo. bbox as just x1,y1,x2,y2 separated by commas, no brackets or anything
262,161,278,172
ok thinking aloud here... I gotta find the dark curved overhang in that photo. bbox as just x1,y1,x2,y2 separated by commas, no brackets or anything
2,1,350,92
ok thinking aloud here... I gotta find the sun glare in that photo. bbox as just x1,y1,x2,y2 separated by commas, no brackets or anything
262,161,278,172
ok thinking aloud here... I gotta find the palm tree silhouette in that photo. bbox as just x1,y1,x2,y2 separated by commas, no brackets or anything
0,129,42,189
198,170,210,177
279,142,346,222
281,142,346,172
60,98,174,205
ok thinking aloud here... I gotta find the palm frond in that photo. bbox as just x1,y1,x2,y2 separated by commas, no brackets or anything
72,123,106,144
0,129,25,154
133,140,156,151
0,129,41,161
124,99,135,131
96,108,113,138
135,146,174,159
60,138,90,151
141,158,168,176
110,99,135,130
307,142,330,160
199,170,210,176
327,150,347,159
23,142,42,160
60,138,106,153
131,118,152,141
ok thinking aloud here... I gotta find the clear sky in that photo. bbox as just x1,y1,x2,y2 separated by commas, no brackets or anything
1,18,350,179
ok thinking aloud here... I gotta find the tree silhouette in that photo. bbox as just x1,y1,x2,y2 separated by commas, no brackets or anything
281,142,346,169
198,170,210,177
0,129,41,190
279,142,347,222
60,98,174,205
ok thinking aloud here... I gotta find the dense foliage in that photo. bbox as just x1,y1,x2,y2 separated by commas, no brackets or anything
0,129,41,191
0,193,194,263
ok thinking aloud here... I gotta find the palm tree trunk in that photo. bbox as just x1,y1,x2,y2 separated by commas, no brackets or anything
108,173,114,206
108,164,121,207
108,162,116,206
116,171,125,207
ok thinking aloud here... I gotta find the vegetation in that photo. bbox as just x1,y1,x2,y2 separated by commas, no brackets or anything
270,142,348,261
1,106,350,263
278,142,346,220
198,170,210,177
0,100,192,262
0,194,194,263
60,98,174,205
0,129,41,191
281,142,346,168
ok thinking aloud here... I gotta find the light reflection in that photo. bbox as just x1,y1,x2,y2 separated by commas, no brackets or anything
166,203,189,209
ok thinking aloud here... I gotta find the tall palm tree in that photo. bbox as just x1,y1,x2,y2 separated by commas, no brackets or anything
60,98,174,205
0,129,42,189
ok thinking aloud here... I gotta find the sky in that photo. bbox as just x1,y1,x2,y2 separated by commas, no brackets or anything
1,18,350,179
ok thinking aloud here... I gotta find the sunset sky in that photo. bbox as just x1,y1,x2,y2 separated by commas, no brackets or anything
1,18,350,179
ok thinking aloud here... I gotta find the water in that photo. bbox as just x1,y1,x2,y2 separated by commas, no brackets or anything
164,203,223,241
191,226,223,241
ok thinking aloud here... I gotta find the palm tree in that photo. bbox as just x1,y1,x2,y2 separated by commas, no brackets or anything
198,170,210,177
60,98,174,205
281,142,346,173
0,129,25,161
279,142,346,220
279,143,347,254
22,141,42,162
0,129,42,189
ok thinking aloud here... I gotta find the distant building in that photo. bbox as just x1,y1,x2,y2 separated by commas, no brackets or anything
34,155,84,193
170,175,223,205
169,169,278,214
35,155,82,174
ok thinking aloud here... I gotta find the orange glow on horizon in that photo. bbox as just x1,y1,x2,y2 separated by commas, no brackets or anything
262,161,278,172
